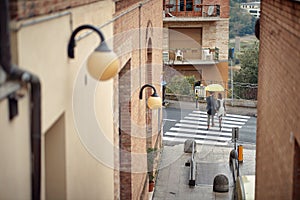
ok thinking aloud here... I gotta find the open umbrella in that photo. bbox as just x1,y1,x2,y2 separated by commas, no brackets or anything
205,84,224,92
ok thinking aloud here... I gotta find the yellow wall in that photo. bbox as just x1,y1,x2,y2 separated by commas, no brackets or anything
1,1,115,199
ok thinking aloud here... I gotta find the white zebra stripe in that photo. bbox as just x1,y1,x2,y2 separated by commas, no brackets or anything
163,136,228,146
170,127,232,137
189,113,248,122
163,118,177,122
184,116,246,125
193,111,251,119
175,123,233,132
179,119,243,129
165,131,231,142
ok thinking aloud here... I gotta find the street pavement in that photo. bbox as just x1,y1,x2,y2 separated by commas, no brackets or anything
163,109,251,147
151,100,257,200
162,100,257,149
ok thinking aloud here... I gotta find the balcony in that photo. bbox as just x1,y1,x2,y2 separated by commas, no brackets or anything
163,4,220,22
163,47,219,65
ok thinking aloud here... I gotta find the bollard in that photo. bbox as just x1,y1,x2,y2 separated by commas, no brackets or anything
213,174,229,193
238,145,243,163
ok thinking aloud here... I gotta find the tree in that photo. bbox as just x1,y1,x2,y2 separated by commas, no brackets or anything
229,1,257,38
233,42,259,99
234,42,259,84
166,75,195,96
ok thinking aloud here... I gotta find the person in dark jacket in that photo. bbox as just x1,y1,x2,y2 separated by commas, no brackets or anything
206,91,217,130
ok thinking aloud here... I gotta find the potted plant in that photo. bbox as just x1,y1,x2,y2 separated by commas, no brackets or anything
148,172,155,192
147,148,158,192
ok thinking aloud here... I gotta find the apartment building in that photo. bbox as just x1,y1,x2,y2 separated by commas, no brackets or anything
162,0,230,88
0,0,162,199
240,1,260,18
256,0,300,199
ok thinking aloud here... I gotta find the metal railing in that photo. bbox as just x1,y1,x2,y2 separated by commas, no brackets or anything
230,82,258,100
202,80,258,101
164,4,220,17
163,47,220,63
163,77,258,106
229,150,246,200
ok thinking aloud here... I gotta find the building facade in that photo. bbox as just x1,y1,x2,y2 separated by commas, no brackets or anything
113,0,163,199
162,0,229,90
256,0,300,199
240,1,260,18
0,0,162,199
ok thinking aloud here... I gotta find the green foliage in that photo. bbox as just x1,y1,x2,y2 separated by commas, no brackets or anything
147,148,157,171
147,148,158,182
147,147,157,153
233,42,259,100
229,1,257,38
234,42,259,84
166,75,195,96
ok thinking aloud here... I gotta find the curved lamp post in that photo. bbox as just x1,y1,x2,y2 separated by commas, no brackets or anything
68,24,119,80
139,84,162,109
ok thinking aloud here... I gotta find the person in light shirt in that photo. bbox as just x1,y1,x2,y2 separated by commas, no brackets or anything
216,93,226,131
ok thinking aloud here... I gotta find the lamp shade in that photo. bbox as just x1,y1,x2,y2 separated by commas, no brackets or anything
139,84,162,109
67,24,120,81
87,50,119,81
147,96,162,109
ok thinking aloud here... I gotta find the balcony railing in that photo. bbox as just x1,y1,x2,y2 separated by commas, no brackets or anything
163,47,219,64
164,4,220,18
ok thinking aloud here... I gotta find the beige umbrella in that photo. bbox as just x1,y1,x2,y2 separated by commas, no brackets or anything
205,84,224,92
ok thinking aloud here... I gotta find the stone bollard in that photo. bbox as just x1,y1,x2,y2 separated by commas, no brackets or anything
184,139,196,153
213,174,229,193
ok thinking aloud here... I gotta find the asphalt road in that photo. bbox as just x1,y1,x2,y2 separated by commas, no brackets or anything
162,107,257,147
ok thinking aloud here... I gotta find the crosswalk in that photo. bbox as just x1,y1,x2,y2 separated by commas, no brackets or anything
163,110,251,146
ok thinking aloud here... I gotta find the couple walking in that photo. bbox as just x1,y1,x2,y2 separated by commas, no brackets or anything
206,91,226,131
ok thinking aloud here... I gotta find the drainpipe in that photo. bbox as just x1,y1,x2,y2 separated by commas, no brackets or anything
0,1,41,200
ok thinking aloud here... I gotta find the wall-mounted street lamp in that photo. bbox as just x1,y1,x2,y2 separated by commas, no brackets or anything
139,84,162,109
68,24,119,80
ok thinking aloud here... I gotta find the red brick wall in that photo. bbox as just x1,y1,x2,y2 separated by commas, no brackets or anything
9,0,101,20
202,0,229,18
256,0,300,199
119,61,132,200
115,0,141,12
113,0,163,199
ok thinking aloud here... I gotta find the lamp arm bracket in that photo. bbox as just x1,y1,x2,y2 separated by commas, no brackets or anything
67,24,106,58
139,84,157,99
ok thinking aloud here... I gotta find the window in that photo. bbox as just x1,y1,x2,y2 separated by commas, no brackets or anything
171,0,200,12
186,0,193,11
170,0,176,11
249,10,258,14
180,0,184,11
194,0,201,11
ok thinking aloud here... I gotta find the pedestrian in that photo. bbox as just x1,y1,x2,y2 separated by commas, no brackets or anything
216,93,226,131
206,91,217,130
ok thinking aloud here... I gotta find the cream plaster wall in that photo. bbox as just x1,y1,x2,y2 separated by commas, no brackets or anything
2,1,115,199
0,95,31,200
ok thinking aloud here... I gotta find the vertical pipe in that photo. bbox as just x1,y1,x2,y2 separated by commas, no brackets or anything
29,75,41,200
231,58,233,106
0,0,12,73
